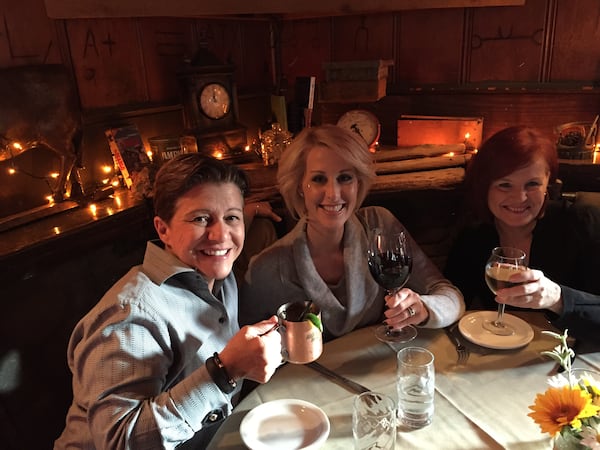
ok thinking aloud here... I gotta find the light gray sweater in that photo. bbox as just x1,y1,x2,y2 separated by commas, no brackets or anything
239,206,464,340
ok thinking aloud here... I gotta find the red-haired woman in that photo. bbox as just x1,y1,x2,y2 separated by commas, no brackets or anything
444,126,600,343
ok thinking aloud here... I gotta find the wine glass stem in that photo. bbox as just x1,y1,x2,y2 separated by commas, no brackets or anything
385,288,403,332
495,303,506,326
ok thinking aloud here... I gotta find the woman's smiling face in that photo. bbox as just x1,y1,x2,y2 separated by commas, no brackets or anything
487,157,550,229
154,182,244,289
300,146,359,231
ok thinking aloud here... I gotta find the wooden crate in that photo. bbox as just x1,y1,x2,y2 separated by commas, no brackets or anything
397,115,483,149
323,59,393,81
319,78,387,103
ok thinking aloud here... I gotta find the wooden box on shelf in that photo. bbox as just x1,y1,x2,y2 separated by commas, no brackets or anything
320,59,393,103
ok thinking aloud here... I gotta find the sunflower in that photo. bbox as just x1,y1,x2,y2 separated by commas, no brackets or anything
528,386,600,436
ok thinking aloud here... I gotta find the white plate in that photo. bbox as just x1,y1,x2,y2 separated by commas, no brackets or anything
240,399,330,450
458,311,534,350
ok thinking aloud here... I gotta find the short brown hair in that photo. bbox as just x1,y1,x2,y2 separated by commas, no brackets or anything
152,153,248,223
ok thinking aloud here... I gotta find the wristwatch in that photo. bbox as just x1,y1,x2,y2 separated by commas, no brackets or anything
206,352,237,394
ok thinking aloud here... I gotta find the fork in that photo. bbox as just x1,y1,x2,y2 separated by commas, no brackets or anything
444,325,470,365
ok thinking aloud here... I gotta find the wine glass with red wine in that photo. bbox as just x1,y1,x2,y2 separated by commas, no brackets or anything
367,228,416,343
483,246,527,336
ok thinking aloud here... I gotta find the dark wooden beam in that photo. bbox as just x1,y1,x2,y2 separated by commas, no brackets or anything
44,0,526,19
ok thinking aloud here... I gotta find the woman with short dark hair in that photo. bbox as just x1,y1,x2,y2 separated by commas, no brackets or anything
56,154,283,449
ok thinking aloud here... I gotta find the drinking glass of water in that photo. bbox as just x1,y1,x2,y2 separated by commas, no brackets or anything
396,346,435,429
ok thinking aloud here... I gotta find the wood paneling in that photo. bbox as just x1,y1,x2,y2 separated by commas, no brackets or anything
396,9,464,85
66,18,148,108
551,0,600,81
331,15,395,63
468,0,547,82
0,0,63,66
138,18,196,103
196,18,272,91
43,0,526,19
280,18,331,87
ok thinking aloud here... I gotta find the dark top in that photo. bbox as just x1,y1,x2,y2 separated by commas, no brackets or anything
444,200,600,344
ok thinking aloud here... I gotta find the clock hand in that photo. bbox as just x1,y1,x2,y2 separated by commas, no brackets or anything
350,123,364,140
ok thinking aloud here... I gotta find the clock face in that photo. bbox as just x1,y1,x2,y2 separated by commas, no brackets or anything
336,109,381,148
199,83,231,120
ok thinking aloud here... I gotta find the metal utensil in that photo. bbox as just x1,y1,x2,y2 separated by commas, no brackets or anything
306,361,371,395
445,324,470,365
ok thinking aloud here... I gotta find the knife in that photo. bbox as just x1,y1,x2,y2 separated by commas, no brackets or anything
306,361,371,395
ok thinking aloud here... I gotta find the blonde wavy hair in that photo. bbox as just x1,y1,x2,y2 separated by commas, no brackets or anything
277,124,376,219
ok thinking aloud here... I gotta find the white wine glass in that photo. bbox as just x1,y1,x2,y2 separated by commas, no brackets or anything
367,229,416,343
483,246,527,336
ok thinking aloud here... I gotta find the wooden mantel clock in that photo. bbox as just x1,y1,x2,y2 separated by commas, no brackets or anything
177,62,251,162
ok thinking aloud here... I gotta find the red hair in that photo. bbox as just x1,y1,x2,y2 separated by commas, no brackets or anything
464,126,558,223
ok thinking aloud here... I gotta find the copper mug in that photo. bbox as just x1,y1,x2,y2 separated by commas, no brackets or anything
276,301,323,364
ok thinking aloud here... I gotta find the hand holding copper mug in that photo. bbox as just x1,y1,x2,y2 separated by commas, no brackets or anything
276,301,323,364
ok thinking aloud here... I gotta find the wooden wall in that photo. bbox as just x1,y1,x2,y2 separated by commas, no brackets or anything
3,0,600,207
1,0,599,122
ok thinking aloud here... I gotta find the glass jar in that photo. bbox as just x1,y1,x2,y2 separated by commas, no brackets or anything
259,123,292,166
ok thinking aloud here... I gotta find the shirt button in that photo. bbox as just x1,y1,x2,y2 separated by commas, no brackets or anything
208,413,218,422
219,317,225,323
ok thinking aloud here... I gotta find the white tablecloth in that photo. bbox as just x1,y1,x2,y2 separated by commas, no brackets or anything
207,312,599,450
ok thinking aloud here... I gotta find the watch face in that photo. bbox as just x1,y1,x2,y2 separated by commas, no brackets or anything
336,109,380,147
199,83,231,120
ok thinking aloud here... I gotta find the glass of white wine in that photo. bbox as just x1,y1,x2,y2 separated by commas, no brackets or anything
483,246,527,336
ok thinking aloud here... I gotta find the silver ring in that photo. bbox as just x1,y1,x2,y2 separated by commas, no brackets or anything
407,306,416,317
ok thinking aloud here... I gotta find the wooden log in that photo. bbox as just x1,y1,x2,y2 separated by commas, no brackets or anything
374,143,466,162
371,167,465,192
375,154,471,174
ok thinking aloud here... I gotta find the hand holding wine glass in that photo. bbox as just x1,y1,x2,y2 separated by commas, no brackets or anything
367,228,416,343
483,246,527,336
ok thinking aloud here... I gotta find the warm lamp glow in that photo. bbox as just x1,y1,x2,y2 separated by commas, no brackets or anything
12,142,22,150
212,151,224,160
45,195,54,204
89,204,97,217
49,172,59,179
53,227,61,235
146,150,153,162
8,167,16,175
101,165,112,174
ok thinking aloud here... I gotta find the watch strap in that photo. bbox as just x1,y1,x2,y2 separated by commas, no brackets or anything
206,352,237,394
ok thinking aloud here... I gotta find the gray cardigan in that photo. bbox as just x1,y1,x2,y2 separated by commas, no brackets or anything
239,206,464,340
